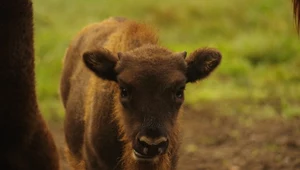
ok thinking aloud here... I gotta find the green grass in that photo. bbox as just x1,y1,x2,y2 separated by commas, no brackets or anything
32,0,300,121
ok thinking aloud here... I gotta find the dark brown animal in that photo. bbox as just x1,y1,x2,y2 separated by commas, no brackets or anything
0,0,60,169
60,17,221,170
293,0,300,31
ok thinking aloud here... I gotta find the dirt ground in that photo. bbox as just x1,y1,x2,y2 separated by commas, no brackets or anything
49,105,300,170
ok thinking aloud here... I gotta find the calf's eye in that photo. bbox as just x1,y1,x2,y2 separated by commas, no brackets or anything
175,86,185,100
175,90,184,99
120,87,129,98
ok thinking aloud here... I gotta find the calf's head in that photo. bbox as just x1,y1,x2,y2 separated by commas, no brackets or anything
83,45,221,162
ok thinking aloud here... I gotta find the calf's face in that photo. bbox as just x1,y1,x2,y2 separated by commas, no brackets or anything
83,45,221,162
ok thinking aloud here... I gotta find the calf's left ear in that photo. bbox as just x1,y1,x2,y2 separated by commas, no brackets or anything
83,48,118,81
186,48,222,83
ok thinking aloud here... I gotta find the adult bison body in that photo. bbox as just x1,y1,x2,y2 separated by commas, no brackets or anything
60,17,221,170
0,0,60,169
294,0,300,31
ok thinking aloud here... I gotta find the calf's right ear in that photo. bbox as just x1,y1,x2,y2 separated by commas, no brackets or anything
83,48,118,81
186,48,222,83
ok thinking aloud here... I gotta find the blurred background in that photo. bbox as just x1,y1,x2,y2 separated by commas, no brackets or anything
33,0,300,169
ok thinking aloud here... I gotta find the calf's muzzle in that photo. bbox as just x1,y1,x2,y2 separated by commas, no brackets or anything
133,129,169,160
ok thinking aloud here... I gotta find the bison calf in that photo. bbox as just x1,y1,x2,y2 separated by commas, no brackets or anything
60,17,221,170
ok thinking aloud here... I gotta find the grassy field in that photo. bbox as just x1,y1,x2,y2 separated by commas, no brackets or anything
32,0,300,121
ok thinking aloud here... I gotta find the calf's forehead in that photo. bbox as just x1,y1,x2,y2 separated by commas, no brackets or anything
117,67,187,89
115,46,188,87
118,59,186,86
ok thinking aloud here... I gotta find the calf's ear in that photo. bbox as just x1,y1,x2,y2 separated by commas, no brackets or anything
83,48,118,81
186,48,222,83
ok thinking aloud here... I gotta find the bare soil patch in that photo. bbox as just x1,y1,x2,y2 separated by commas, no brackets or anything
49,105,300,170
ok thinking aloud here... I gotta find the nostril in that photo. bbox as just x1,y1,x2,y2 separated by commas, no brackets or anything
137,138,150,147
158,148,163,154
157,140,168,154
143,147,148,155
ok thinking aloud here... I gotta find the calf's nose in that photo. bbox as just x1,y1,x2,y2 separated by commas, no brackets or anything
135,136,169,157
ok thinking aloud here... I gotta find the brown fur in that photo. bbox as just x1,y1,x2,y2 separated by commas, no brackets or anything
293,0,300,32
0,0,60,169
61,17,221,170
